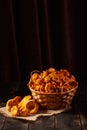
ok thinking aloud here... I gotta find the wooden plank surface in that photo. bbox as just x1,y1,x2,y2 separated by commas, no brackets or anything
29,116,55,130
79,113,87,130
2,118,28,130
76,80,87,130
0,114,6,130
76,91,87,130
0,106,83,130
54,108,82,130
0,102,82,130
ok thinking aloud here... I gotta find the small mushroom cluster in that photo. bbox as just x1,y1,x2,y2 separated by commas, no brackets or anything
6,95,39,116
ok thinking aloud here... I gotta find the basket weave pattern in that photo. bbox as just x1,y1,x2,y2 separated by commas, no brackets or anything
30,86,78,109
28,68,78,109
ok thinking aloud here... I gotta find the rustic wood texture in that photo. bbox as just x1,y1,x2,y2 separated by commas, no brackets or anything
0,114,6,130
2,118,28,130
0,105,83,130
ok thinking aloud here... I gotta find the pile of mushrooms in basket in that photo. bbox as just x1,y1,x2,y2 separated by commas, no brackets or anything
27,67,78,110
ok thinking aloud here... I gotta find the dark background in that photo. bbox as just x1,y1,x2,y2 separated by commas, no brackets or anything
0,0,87,99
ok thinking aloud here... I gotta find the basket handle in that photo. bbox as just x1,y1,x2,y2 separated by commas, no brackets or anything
30,70,41,77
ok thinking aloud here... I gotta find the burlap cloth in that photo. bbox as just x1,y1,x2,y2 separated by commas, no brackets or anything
0,106,71,121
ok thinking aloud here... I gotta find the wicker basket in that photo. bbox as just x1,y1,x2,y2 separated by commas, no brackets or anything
29,85,78,110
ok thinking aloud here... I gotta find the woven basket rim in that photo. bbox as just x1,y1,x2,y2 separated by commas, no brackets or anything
29,85,78,95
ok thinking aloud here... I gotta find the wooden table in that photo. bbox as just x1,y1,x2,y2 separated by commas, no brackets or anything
0,81,87,130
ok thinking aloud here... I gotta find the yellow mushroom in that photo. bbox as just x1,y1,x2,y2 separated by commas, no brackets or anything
18,95,32,109
10,105,19,116
18,97,39,116
6,96,21,112
27,99,39,114
18,95,32,116
19,107,29,117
